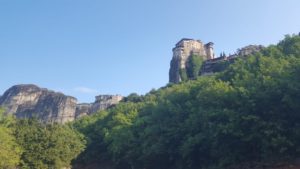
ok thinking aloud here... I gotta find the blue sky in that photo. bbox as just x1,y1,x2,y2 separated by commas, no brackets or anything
0,0,300,103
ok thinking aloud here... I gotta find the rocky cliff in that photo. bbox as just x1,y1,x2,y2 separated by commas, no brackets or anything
0,84,123,123
169,38,264,83
75,95,123,117
169,38,215,83
0,84,77,123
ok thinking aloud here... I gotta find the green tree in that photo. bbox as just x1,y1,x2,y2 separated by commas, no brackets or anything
179,68,188,81
15,119,86,169
187,54,203,79
0,108,22,169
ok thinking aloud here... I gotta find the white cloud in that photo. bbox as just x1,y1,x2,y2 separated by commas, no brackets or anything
73,87,98,94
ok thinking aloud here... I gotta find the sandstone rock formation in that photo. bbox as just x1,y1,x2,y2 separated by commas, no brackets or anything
0,84,123,123
75,103,92,118
169,38,264,82
0,84,77,124
169,38,215,83
75,95,123,117
91,95,123,113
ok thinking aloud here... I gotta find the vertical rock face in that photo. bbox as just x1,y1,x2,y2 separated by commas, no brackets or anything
75,103,92,118
0,85,124,123
169,38,215,83
0,84,77,124
33,92,77,124
75,95,123,117
91,95,123,113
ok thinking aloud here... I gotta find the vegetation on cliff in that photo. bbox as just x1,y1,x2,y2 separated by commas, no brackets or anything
0,34,300,169
180,54,204,81
72,34,300,169
187,54,204,79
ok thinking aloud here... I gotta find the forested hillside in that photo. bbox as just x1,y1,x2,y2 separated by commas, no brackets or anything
1,34,300,169
73,34,300,169
0,109,86,169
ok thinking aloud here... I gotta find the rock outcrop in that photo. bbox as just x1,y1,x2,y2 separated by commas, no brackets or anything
75,103,92,118
237,45,265,56
0,84,77,124
0,84,123,123
200,45,265,75
169,38,215,83
169,38,264,83
75,95,123,117
91,95,123,113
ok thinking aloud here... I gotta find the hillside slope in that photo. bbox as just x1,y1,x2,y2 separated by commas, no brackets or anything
72,34,300,169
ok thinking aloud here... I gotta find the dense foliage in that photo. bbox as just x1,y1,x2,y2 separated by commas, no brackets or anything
211,60,231,73
0,109,85,169
179,68,189,81
72,34,300,169
15,119,86,169
187,54,204,79
179,54,204,81
0,109,22,169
